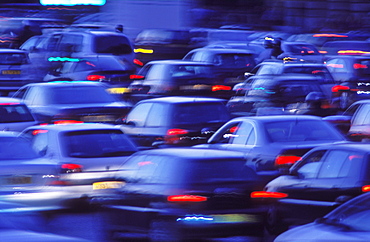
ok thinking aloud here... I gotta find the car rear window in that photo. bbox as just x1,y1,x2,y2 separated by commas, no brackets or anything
49,86,117,104
0,136,40,160
172,102,230,126
94,35,132,55
0,104,34,123
0,52,28,65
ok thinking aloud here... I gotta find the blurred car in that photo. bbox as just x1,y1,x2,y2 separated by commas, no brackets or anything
227,74,336,116
127,60,234,103
91,148,268,241
0,131,71,208
194,115,347,182
20,123,138,208
326,55,370,109
0,48,41,96
204,42,265,60
12,81,132,124
277,41,325,63
183,47,256,85
133,28,198,65
264,142,370,235
0,97,38,132
234,60,336,96
43,57,136,97
19,29,138,78
274,192,370,242
321,40,370,57
118,96,231,148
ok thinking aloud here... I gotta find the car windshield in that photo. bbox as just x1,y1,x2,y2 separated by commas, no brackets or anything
0,104,34,123
214,53,254,68
94,35,132,55
265,120,344,142
284,44,319,55
63,130,137,158
0,136,39,160
0,53,28,65
172,103,230,125
169,64,213,78
49,86,117,104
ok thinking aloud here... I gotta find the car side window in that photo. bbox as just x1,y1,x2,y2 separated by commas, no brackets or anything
24,129,49,156
125,103,153,127
317,150,363,178
352,104,370,125
145,103,166,127
296,150,326,179
46,34,62,51
146,64,165,80
230,121,254,145
58,34,83,53
207,121,242,144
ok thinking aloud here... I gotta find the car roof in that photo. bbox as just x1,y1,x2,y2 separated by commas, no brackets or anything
145,60,215,66
24,123,122,132
21,81,107,88
0,49,28,54
134,147,246,160
310,142,370,152
230,115,325,123
0,97,26,104
188,47,255,54
250,73,323,82
136,96,226,104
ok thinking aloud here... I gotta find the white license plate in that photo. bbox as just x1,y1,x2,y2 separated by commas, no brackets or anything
82,115,115,122
93,181,125,190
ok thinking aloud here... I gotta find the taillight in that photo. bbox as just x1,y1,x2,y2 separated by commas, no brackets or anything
133,58,144,67
32,129,48,135
167,195,207,202
129,74,145,80
165,129,189,144
332,85,350,92
212,85,231,92
167,129,188,136
362,185,370,192
87,74,105,81
354,63,368,69
60,163,83,173
275,155,301,166
53,120,84,125
250,191,288,198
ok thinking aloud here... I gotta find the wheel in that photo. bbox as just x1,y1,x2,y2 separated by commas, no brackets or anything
265,204,288,235
149,219,181,242
339,92,352,110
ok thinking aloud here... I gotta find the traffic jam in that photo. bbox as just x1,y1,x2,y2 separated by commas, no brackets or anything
2,1,370,241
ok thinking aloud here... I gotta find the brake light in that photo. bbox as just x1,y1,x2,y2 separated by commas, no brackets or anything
53,120,84,125
133,58,144,66
87,74,105,81
275,155,301,166
250,191,288,198
167,129,188,136
60,163,83,173
167,195,207,202
313,34,348,38
362,185,370,192
32,129,48,135
332,85,350,92
354,63,368,69
130,74,144,80
165,129,189,144
0,102,19,105
212,85,231,92
319,50,327,54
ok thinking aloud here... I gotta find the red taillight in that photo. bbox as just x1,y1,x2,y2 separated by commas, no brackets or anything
362,185,370,192
275,155,301,166
354,63,368,69
61,163,83,173
165,129,189,144
87,74,105,81
53,120,84,125
166,129,188,136
129,74,144,80
167,195,207,202
133,58,144,66
332,85,350,92
48,180,71,186
250,191,288,198
0,102,19,105
212,85,231,92
32,129,48,135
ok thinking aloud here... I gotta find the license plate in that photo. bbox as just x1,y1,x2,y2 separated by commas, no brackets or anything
2,70,21,75
93,181,125,190
211,214,261,223
180,85,211,91
107,87,129,94
6,176,32,185
82,115,115,122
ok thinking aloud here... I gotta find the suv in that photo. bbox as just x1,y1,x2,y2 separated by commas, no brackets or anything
20,29,137,79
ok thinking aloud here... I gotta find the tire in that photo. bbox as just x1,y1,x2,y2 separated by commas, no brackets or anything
149,219,181,242
265,204,288,235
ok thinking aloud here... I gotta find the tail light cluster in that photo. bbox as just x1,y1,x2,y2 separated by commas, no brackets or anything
168,195,207,202
60,163,83,173
274,148,310,169
250,191,288,199
164,128,189,144
87,75,105,81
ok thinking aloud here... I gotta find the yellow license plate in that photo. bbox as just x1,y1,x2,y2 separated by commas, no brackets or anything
82,115,115,122
211,214,261,223
6,176,32,185
107,87,129,94
180,85,211,91
2,70,21,75
93,181,125,190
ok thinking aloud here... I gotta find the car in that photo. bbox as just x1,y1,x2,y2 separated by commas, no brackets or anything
277,41,325,63
183,47,256,85
127,60,234,103
324,99,370,141
194,115,347,182
0,48,41,96
20,123,138,208
12,81,132,124
274,192,370,242
227,74,336,116
43,56,137,98
0,97,39,132
0,131,71,209
234,60,336,96
118,96,231,148
204,41,265,60
321,40,370,57
19,29,138,78
264,142,370,235
91,148,269,241
326,55,370,109
133,28,198,65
